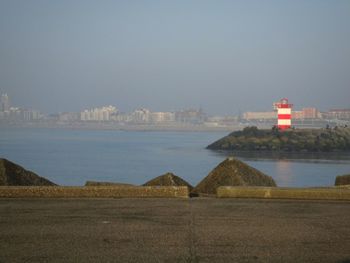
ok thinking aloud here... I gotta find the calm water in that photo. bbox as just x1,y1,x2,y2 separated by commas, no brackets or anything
0,128,350,187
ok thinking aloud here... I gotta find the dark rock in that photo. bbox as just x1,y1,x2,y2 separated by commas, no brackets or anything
207,127,350,152
0,158,57,186
85,181,134,187
335,174,350,186
143,172,193,191
192,157,276,195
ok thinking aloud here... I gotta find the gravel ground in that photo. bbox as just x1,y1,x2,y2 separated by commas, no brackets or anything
0,198,349,263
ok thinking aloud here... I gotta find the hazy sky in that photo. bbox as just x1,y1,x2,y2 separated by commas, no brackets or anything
0,0,349,114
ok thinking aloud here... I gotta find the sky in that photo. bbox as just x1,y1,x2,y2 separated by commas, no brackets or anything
0,0,349,115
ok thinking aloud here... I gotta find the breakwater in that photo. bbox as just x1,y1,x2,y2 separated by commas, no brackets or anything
217,186,350,200
0,186,189,198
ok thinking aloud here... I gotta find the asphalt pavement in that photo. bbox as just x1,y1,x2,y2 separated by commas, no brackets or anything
0,198,349,263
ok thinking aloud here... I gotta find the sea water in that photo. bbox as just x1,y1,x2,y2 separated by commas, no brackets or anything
0,128,349,187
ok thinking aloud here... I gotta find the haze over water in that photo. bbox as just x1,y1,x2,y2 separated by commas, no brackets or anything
1,128,349,187
1,1,350,114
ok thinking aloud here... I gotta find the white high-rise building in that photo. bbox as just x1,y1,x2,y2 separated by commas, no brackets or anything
80,105,118,121
0,93,10,112
132,108,150,123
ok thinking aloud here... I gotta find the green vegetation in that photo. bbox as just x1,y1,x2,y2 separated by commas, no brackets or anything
207,126,350,152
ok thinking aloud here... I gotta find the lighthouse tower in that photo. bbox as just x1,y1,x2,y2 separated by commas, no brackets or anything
275,98,293,130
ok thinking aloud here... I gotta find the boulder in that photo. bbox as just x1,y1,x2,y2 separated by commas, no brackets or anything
192,157,276,195
0,158,56,186
143,172,193,191
335,174,350,186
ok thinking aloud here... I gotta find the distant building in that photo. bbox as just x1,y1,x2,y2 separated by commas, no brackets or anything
301,108,319,119
243,106,320,121
80,106,118,121
175,109,205,124
131,108,151,123
150,112,175,123
324,109,350,120
242,111,276,120
21,109,42,121
0,94,10,112
292,108,320,119
59,112,80,122
0,106,42,121
112,112,132,122
292,111,303,119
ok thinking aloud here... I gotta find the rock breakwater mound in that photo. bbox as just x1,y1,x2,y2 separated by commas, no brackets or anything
192,157,276,195
0,158,56,186
143,172,193,191
335,174,350,186
207,126,350,152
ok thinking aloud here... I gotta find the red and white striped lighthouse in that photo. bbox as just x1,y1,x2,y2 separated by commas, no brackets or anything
275,98,293,130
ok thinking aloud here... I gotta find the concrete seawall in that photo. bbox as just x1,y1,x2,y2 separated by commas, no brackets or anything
217,186,350,200
2,186,350,200
0,186,189,198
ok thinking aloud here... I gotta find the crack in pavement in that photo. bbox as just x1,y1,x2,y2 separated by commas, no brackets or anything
187,198,199,263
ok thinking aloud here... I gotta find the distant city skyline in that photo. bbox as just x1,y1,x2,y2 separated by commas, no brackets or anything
1,92,350,130
2,92,349,115
1,92,349,116
1,1,350,114
1,84,349,115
